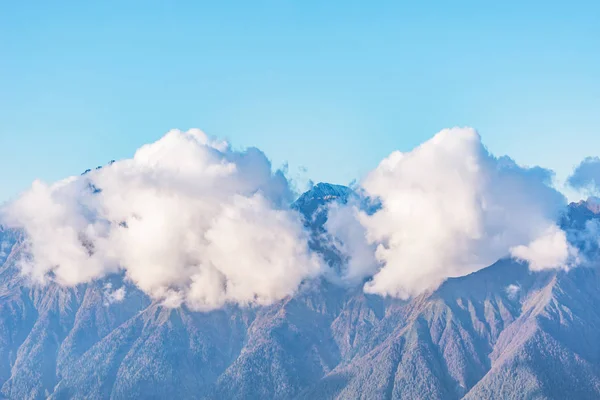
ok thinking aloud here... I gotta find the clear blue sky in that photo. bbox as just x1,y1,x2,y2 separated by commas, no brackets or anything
1,0,599,201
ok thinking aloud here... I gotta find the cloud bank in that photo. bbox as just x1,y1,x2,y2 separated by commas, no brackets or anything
326,128,576,299
3,129,323,310
3,126,589,308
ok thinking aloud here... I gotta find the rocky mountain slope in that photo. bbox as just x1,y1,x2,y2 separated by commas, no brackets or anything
0,184,599,399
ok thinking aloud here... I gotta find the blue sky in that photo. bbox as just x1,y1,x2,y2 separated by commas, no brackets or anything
1,0,599,201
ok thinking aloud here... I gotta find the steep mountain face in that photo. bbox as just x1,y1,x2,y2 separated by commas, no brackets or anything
1,185,599,399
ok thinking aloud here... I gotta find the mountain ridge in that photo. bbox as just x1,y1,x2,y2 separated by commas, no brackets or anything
0,184,599,399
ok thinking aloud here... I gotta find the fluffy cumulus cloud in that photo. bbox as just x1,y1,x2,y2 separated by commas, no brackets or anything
326,127,576,299
567,156,600,193
511,225,579,271
3,129,323,310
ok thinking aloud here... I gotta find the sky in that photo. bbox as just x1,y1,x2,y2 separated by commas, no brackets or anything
1,0,599,202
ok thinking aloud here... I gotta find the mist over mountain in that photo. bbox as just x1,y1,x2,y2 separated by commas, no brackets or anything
1,128,600,399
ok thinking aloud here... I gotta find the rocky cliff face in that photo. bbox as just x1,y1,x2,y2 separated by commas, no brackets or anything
1,185,599,400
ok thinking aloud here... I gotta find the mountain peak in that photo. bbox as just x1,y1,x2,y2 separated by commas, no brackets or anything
583,196,600,213
294,182,351,205
292,183,352,219
571,196,600,214
306,182,351,198
561,197,600,230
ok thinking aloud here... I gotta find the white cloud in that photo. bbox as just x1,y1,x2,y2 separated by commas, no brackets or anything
2,178,117,285
510,225,579,271
103,283,126,305
3,129,323,311
324,202,379,285
505,284,521,299
326,127,572,299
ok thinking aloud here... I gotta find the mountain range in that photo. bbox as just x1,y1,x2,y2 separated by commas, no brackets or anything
1,183,599,399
